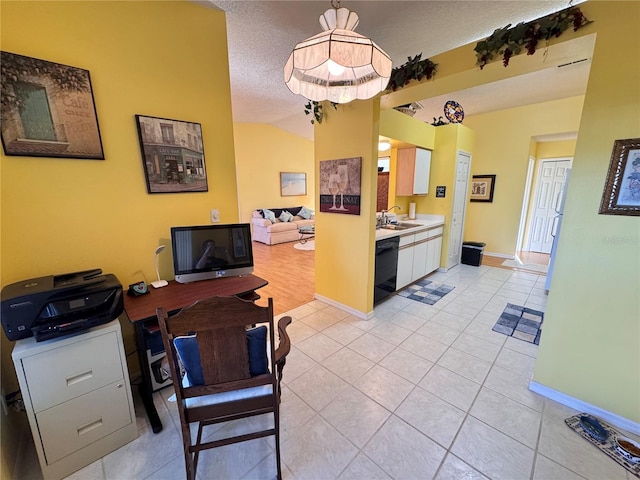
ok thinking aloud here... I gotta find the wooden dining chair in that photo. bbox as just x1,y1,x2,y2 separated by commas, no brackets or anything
157,295,292,480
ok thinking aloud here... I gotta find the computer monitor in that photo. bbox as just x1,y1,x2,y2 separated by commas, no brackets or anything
170,223,254,283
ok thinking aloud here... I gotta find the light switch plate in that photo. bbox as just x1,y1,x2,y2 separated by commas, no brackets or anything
210,209,220,223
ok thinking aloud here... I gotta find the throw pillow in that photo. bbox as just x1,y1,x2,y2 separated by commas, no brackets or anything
173,335,204,386
298,205,313,219
279,210,294,222
263,208,276,223
246,326,268,376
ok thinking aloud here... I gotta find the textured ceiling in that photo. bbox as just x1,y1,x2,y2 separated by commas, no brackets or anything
208,0,591,140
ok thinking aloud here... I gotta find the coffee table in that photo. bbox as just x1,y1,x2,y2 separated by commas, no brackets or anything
298,225,315,244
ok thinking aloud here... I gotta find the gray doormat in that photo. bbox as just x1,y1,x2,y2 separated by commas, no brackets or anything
397,279,455,305
565,413,640,478
492,303,543,345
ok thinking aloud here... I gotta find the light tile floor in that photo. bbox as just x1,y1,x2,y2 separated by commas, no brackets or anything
18,265,638,480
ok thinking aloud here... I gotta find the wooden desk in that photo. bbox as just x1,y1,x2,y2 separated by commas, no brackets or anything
123,274,268,433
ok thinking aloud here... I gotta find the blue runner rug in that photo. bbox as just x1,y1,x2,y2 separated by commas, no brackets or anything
397,278,455,305
492,303,544,345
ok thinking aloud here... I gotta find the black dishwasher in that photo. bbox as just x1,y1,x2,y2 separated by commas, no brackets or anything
374,236,400,304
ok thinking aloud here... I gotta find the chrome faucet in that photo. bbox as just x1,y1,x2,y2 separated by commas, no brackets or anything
380,205,401,226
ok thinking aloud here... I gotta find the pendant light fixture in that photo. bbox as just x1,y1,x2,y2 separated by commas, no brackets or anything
284,0,392,104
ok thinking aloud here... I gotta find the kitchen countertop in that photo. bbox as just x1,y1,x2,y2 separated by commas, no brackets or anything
375,215,445,241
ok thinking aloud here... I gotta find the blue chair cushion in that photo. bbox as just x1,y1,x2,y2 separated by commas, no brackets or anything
247,326,268,376
173,326,268,386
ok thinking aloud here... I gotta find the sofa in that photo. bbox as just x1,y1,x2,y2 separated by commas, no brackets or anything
251,206,314,245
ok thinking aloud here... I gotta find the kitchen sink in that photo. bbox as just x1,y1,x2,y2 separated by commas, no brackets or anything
382,224,411,230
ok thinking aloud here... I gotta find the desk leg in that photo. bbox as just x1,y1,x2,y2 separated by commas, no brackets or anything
134,322,163,434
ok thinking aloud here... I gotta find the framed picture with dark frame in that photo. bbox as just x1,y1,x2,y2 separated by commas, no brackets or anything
599,138,640,216
135,114,208,194
0,51,104,159
280,172,307,196
319,157,362,215
470,174,496,202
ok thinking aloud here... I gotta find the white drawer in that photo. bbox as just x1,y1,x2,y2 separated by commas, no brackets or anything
428,226,444,238
414,230,429,242
22,331,123,412
37,379,133,465
398,233,415,247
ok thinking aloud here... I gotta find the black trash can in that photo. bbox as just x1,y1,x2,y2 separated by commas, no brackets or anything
461,242,486,266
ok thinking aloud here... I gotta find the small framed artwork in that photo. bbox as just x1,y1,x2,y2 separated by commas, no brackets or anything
280,172,307,196
599,138,640,216
470,174,496,202
135,115,208,194
319,157,362,215
0,51,104,159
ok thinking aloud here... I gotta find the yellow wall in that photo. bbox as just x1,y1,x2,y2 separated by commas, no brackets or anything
233,124,314,222
462,96,584,255
314,100,380,313
419,124,476,269
0,2,236,477
533,1,640,422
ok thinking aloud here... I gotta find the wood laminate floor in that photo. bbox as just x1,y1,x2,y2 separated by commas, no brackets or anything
252,240,315,315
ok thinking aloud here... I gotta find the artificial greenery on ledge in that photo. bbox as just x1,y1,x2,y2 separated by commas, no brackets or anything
386,53,437,92
303,53,438,124
474,5,592,70
304,100,337,125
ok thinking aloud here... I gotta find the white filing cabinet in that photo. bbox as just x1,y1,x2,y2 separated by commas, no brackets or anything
12,319,137,480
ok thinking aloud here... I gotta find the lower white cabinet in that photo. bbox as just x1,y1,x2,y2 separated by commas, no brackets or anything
396,233,416,290
12,319,137,480
395,225,444,291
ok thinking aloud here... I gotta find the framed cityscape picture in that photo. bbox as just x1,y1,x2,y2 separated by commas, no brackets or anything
0,51,104,159
135,114,208,194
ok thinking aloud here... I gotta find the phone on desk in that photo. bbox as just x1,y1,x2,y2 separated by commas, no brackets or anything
127,281,149,297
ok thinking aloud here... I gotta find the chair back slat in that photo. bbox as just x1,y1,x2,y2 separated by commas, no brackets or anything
198,326,250,384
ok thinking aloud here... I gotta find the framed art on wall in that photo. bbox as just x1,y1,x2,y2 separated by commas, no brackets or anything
135,115,208,194
599,138,640,216
280,172,306,196
319,157,361,215
470,174,496,202
0,51,104,159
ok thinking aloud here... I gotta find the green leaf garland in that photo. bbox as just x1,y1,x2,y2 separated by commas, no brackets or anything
474,6,592,69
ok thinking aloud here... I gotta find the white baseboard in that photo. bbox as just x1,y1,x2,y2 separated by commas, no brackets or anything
529,381,640,435
484,252,515,260
313,293,372,320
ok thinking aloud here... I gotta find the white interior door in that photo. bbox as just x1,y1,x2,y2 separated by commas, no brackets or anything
448,152,471,268
528,159,571,253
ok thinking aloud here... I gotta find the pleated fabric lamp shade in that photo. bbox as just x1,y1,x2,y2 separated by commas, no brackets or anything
284,4,392,104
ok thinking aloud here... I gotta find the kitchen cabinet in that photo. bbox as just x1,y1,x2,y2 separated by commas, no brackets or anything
12,319,137,480
426,226,444,273
393,224,444,290
411,231,429,282
396,147,431,196
396,232,416,290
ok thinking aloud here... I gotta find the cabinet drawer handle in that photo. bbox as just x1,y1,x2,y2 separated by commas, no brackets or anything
77,418,103,436
66,370,93,386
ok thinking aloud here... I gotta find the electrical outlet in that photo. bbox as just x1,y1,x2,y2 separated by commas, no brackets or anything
210,209,220,223
1,388,8,416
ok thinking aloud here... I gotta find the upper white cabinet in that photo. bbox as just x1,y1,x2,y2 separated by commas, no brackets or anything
396,147,431,196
